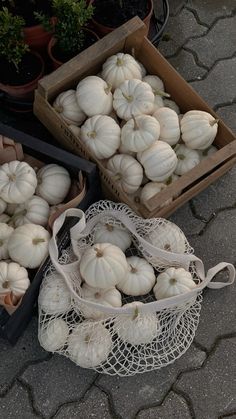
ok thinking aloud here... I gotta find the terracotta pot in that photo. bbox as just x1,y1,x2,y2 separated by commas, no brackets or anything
48,28,99,70
23,24,53,52
90,0,153,37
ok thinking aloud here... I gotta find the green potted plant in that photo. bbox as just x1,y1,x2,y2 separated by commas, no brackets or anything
37,0,98,69
0,7,44,110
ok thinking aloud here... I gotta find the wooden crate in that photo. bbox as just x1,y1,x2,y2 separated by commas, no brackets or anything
34,17,236,218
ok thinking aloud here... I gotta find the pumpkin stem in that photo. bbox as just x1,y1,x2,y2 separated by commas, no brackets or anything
116,57,124,66
84,334,90,344
95,247,103,257
164,243,171,251
112,173,122,182
95,292,101,299
132,116,139,130
32,238,46,245
8,173,16,182
54,105,63,113
2,280,10,289
210,118,219,126
122,92,133,103
154,89,170,98
165,176,172,185
132,306,139,320
178,154,185,160
130,264,138,273
104,83,112,95
105,224,114,232
169,277,177,285
88,131,96,139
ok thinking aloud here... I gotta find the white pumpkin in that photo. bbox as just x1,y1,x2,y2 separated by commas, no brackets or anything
80,243,128,289
39,319,69,352
164,173,179,186
0,161,37,204
68,125,80,136
117,256,156,296
181,110,218,150
137,141,177,182
199,145,218,160
163,99,180,114
113,79,154,121
106,154,143,194
8,224,50,269
153,267,196,299
11,195,49,227
137,60,147,77
36,164,71,205
0,261,30,297
53,89,86,126
5,203,17,216
101,52,142,90
152,95,165,113
121,115,160,152
114,302,159,345
0,213,10,223
147,222,187,253
80,283,122,320
76,76,113,117
0,223,14,260
38,273,71,314
0,198,6,215
80,115,121,159
94,222,132,252
67,321,112,368
153,107,180,146
143,75,169,97
174,144,201,175
140,182,172,208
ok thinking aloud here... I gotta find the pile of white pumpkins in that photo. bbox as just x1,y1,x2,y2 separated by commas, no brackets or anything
53,52,219,207
0,160,71,307
38,218,197,367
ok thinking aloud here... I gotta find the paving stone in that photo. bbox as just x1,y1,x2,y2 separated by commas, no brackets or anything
187,0,236,26
0,317,48,395
158,9,207,57
217,103,236,133
169,202,205,236
55,386,112,419
186,16,236,68
137,391,192,419
98,346,206,419
168,49,207,81
190,58,236,108
168,0,187,16
175,338,236,418
192,166,236,220
20,354,97,418
0,382,38,419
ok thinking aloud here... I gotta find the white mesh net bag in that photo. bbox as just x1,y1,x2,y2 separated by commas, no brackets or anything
38,200,235,376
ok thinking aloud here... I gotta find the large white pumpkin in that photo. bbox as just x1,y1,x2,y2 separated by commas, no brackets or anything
80,283,122,320
137,141,177,182
53,89,86,126
117,256,156,296
0,261,30,297
140,182,172,208
38,273,71,314
147,222,187,254
8,224,50,269
106,154,143,194
94,222,132,252
12,195,49,227
0,223,14,260
101,52,142,90
39,319,69,352
121,115,160,152
153,267,196,299
80,115,121,159
0,161,37,204
113,79,154,120
153,107,180,146
80,243,128,289
67,321,112,368
181,110,218,150
174,144,201,175
76,76,113,116
36,164,71,205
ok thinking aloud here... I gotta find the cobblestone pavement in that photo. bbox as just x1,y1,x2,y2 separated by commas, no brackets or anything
0,1,236,418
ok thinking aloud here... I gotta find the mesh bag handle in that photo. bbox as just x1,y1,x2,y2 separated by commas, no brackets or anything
48,207,235,314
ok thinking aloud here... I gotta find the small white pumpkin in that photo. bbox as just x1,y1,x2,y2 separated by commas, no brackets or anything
137,60,147,77
38,273,71,314
80,243,128,289
114,301,159,345
36,164,71,205
163,99,180,114
174,144,201,175
137,141,177,182
11,195,49,227
117,256,156,296
68,125,80,137
0,161,37,204
53,89,86,126
106,154,143,194
0,213,10,223
80,283,122,320
0,198,6,215
80,115,121,160
143,75,169,98
76,76,113,117
101,52,142,90
94,222,132,252
181,110,218,150
67,321,112,368
0,223,14,260
153,107,180,146
118,141,136,157
199,145,218,160
8,224,50,269
153,267,196,299
147,222,187,254
140,182,172,208
0,261,30,297
113,79,154,121
39,319,69,352
121,115,160,152
164,173,181,198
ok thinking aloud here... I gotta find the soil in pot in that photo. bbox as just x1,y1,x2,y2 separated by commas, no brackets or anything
1,0,52,27
93,0,149,27
0,52,41,86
